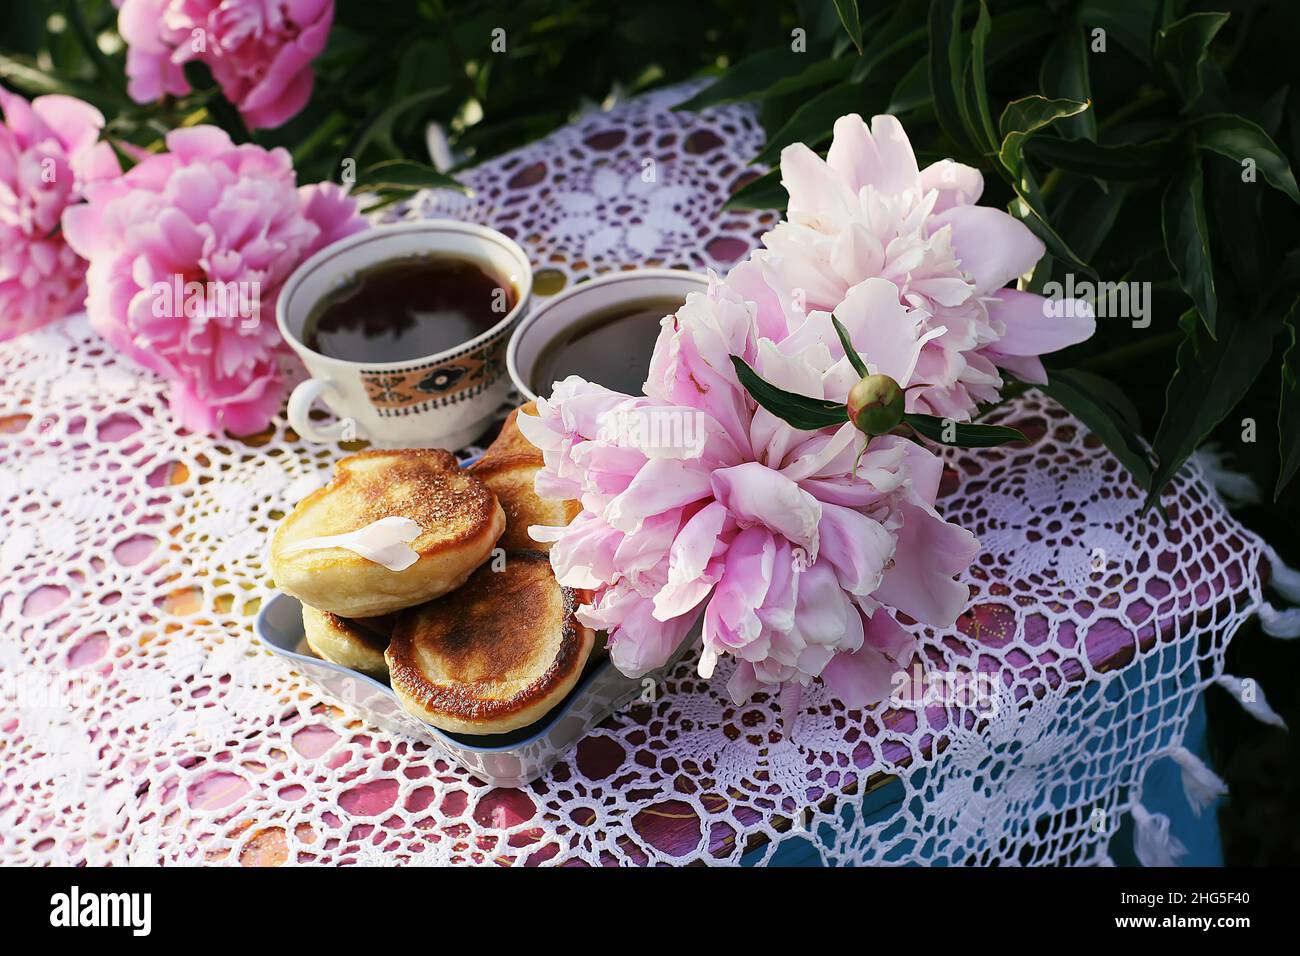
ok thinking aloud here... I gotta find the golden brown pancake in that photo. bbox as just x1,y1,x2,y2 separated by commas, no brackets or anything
386,550,595,735
477,402,544,466
302,605,394,680
470,457,582,551
270,448,506,617
471,403,580,551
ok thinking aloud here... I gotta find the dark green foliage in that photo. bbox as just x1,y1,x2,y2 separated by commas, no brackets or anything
682,0,1300,503
1,0,792,192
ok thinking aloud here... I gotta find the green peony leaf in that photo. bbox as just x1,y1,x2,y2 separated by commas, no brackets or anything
730,356,848,431
0,52,130,113
1146,309,1279,511
1007,166,1096,278
1077,0,1161,65
903,413,1027,447
1161,155,1218,337
1022,135,1173,180
1039,27,1096,141
888,56,932,114
927,0,972,152
753,58,856,102
1037,369,1154,490
673,49,812,112
351,159,465,194
1055,178,1129,262
889,55,930,114
831,315,869,378
997,95,1090,176
983,5,1057,67
182,60,250,143
968,2,998,152
341,88,447,165
851,0,930,82
1155,12,1229,108
753,80,880,167
723,167,786,211
1277,297,1300,498
1051,368,1144,431
1190,113,1300,206
833,0,864,54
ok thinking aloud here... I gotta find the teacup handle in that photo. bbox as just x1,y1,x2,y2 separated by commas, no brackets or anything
287,379,356,443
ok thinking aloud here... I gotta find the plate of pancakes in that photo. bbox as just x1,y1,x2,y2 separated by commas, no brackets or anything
258,403,687,786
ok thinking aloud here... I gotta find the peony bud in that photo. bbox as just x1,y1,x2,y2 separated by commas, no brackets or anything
847,373,904,436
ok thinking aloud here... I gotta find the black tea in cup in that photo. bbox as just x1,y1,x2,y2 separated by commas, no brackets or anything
303,255,516,363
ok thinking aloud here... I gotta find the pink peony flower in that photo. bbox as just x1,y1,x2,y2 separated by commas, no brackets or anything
62,125,365,435
521,274,980,708
0,90,120,341
524,111,1102,709
117,0,333,130
738,113,1095,420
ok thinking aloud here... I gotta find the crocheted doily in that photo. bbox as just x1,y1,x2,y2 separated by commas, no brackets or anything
0,83,1274,866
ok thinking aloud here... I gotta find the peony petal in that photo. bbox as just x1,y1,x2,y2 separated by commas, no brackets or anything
919,158,984,212
820,610,916,708
595,587,699,678
817,502,895,596
779,142,856,231
700,526,774,656
875,501,979,626
711,461,822,558
756,536,800,634
547,513,624,589
826,113,920,198
60,203,105,261
987,288,1095,356
164,125,234,161
832,278,933,386
792,560,863,652
929,205,1044,294
605,457,712,533
29,95,105,155
653,501,729,620
985,351,1048,385
726,660,763,705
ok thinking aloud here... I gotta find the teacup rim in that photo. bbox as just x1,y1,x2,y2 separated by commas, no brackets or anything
506,267,710,402
276,218,534,373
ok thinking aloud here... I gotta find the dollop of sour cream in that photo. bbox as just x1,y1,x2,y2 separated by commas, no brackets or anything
280,516,423,572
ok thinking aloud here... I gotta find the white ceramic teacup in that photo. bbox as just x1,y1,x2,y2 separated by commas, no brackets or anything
277,220,533,450
507,268,709,402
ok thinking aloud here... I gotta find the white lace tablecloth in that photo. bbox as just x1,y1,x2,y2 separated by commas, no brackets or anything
0,84,1280,866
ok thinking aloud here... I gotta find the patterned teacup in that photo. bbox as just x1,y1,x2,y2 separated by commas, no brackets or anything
277,220,533,449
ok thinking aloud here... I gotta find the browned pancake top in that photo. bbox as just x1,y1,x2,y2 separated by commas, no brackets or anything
471,456,577,550
343,449,495,547
387,551,587,722
475,402,544,467
277,448,498,558
471,402,577,552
